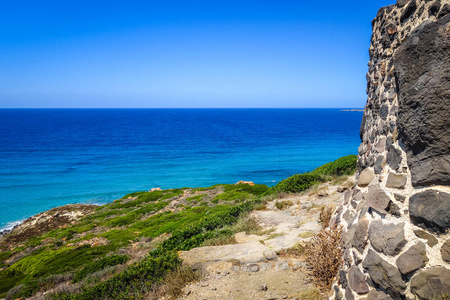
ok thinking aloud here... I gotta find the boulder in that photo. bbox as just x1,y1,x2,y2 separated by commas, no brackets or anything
409,189,450,233
368,221,406,256
410,267,450,300
348,266,369,294
362,250,406,298
395,242,428,274
394,14,450,186
385,172,407,189
345,287,355,300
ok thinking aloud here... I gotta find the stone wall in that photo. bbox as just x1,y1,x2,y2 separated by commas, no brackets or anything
331,1,450,299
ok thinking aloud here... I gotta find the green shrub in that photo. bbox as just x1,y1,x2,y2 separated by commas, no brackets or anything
269,173,323,194
311,155,357,177
73,255,129,283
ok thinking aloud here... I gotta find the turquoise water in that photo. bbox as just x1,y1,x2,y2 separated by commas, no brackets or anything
0,108,362,230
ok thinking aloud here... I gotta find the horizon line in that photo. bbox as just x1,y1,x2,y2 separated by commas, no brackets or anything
0,107,364,110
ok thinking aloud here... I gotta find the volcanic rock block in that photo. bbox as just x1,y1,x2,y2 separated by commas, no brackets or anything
395,242,428,274
441,240,450,263
394,14,450,186
348,266,369,294
410,267,450,299
409,189,450,233
366,183,392,214
368,221,406,256
358,168,375,187
385,172,407,189
362,250,406,298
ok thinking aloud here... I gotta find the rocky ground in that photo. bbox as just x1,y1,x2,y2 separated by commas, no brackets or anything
176,176,355,300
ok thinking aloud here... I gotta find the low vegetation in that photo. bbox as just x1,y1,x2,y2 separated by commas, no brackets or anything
0,155,355,299
268,155,357,194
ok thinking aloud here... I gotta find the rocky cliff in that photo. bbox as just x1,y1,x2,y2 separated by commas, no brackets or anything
332,0,450,299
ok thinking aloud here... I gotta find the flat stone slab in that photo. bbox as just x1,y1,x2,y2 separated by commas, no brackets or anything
180,241,269,267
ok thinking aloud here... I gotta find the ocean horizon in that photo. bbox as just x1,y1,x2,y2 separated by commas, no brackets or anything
0,108,363,231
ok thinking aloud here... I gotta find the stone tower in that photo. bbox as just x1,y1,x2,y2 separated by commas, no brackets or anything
331,0,450,299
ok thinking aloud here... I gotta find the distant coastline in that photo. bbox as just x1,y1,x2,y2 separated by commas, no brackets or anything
341,109,364,112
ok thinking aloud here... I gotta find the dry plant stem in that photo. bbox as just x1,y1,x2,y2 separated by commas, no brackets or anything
304,225,343,290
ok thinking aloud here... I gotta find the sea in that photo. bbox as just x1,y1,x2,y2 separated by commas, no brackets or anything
0,108,363,231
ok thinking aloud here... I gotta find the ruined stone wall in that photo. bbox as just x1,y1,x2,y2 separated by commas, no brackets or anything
331,1,450,299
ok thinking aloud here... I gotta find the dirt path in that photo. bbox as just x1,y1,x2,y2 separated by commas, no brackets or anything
177,177,354,300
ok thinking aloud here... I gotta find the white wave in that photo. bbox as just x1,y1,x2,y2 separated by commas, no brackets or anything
0,219,25,233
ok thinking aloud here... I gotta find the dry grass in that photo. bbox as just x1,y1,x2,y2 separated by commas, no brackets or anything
318,206,333,228
277,243,306,258
147,266,201,300
202,235,237,246
275,200,294,210
298,231,315,239
299,288,323,300
303,225,343,290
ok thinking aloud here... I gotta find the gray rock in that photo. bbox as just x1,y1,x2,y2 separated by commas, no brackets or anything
348,266,369,294
259,283,268,291
396,242,428,274
367,183,392,214
438,3,450,18
352,217,370,253
367,290,393,300
396,0,410,8
339,270,348,288
242,263,259,272
441,239,450,263
374,155,385,174
414,229,438,247
409,189,450,233
393,193,406,203
368,221,406,256
353,189,363,201
345,287,355,300
394,14,450,186
358,168,375,187
263,250,277,260
334,285,344,300
362,250,406,298
385,172,407,189
344,224,357,246
387,145,402,170
380,105,389,120
275,260,289,271
410,267,450,300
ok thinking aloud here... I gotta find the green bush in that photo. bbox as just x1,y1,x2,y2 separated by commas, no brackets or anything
73,255,129,283
311,155,357,177
268,155,357,195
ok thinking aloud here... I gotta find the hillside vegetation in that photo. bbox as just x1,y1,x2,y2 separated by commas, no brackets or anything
0,155,356,300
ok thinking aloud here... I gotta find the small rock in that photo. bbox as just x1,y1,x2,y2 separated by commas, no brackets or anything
393,193,406,203
358,169,375,187
367,290,393,300
200,282,209,287
387,145,402,170
366,183,392,214
414,229,438,247
396,242,428,274
259,283,268,291
385,172,407,189
242,263,259,272
275,260,289,271
282,295,288,299
211,287,217,291
263,250,277,260
348,266,369,294
441,239,450,263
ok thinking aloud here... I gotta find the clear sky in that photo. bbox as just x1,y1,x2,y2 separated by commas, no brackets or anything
0,0,394,108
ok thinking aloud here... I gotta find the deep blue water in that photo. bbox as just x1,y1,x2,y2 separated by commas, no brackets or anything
0,108,362,230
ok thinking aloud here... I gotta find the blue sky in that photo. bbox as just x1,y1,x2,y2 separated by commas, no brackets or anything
0,1,394,108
